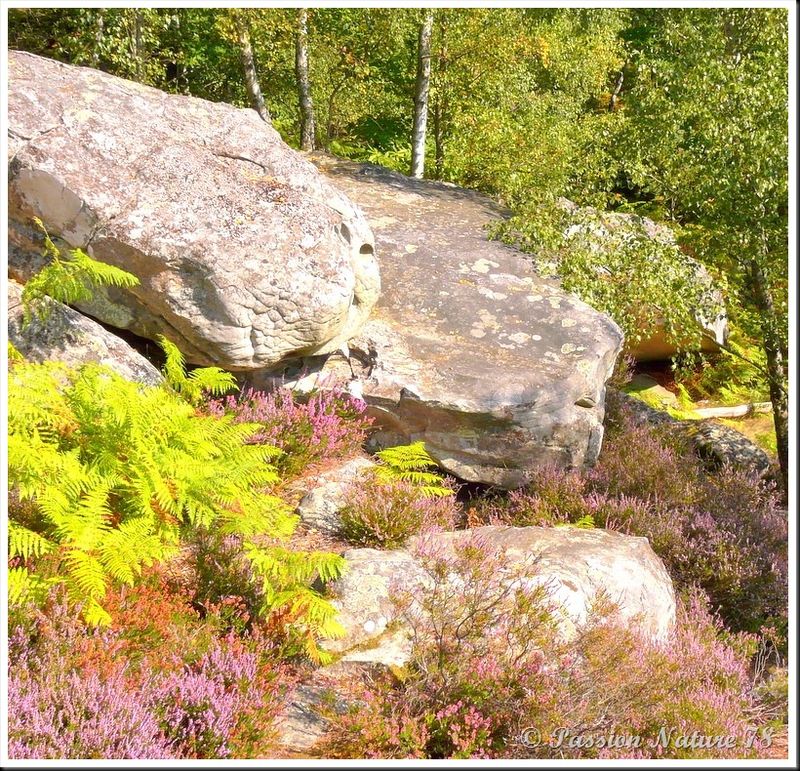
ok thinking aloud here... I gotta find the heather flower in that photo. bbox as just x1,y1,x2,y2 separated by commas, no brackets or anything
339,475,459,547
8,654,175,760
206,383,371,476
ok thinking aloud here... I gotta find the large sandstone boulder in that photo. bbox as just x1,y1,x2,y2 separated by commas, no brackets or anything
8,279,162,385
281,156,623,488
8,52,379,370
323,525,676,667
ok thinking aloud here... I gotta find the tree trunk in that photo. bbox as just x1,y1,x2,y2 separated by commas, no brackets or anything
234,14,270,123
608,67,624,112
295,8,316,151
433,98,444,179
411,10,434,179
749,257,789,492
92,10,104,68
134,11,143,79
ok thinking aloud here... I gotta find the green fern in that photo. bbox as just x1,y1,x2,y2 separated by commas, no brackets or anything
373,441,454,498
8,357,345,657
556,514,596,530
158,335,239,405
21,218,139,326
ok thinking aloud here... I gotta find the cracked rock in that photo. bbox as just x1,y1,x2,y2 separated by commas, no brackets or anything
8,52,380,370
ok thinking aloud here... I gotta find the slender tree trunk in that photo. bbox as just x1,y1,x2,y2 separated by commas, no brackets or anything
295,8,316,151
749,257,789,492
134,11,143,79
433,98,444,179
608,67,624,112
92,10,104,68
234,14,270,123
411,10,434,179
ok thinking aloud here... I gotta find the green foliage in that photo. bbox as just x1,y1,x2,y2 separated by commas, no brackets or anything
555,514,595,530
373,442,454,498
22,219,139,326
158,335,238,406
7,356,345,656
525,207,724,351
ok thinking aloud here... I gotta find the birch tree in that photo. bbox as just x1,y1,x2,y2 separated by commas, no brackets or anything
410,10,434,178
295,8,316,150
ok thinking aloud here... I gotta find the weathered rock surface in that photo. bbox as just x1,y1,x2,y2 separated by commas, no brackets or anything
322,525,676,667
613,390,773,477
296,456,377,534
684,420,773,478
8,52,379,370
7,279,162,385
286,155,623,488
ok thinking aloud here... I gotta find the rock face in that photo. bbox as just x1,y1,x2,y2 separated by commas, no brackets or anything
323,525,676,667
8,52,379,370
7,279,162,385
292,155,624,488
296,456,376,535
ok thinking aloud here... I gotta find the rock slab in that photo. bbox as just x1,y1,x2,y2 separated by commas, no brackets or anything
8,52,379,370
7,279,163,386
323,525,676,666
296,456,377,535
295,155,624,488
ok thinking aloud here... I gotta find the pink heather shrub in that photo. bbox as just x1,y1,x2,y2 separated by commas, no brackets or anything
589,406,702,505
8,656,176,760
470,404,787,635
321,539,772,760
206,384,371,476
339,476,460,548
8,595,289,760
154,633,285,758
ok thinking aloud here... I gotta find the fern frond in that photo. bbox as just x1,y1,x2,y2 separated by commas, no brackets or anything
158,335,238,404
373,441,454,497
8,567,60,606
9,522,55,560
63,549,107,600
21,219,138,326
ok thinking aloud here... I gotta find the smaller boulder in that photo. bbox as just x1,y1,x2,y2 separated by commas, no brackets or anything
7,279,162,386
685,420,773,478
322,525,676,667
296,456,377,535
613,390,773,477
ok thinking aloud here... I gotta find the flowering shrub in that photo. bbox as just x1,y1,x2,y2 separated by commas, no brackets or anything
321,539,774,760
7,593,289,760
468,465,587,527
339,475,460,548
8,654,176,760
470,404,787,635
206,384,371,477
589,406,702,505
154,634,286,758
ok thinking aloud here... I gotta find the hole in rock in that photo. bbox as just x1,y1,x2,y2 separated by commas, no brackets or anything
359,243,374,255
